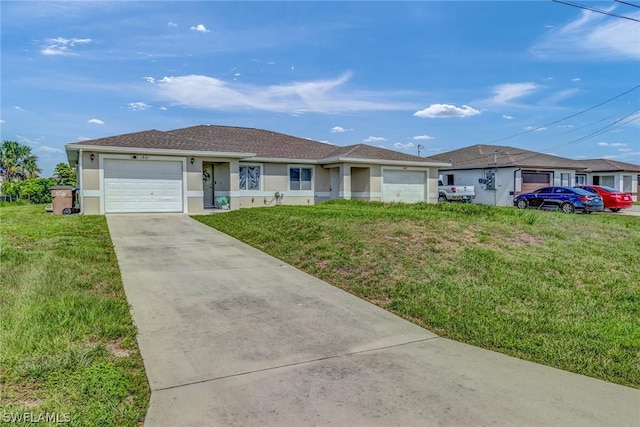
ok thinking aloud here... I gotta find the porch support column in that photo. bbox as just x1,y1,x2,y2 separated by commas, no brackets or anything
340,164,351,199
229,160,240,210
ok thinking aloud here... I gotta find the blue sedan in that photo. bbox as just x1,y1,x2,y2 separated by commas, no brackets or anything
514,186,605,214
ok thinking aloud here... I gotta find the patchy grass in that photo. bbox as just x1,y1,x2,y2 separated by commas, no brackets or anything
195,200,640,388
0,204,149,426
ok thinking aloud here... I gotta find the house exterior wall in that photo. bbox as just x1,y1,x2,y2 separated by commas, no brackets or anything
81,151,100,214
314,167,331,202
588,172,638,201
351,167,371,200
187,158,204,213
370,165,382,202
77,153,442,214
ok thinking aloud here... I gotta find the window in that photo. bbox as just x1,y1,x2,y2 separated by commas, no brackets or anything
239,165,261,190
575,175,586,185
446,174,454,185
289,167,312,191
561,173,570,186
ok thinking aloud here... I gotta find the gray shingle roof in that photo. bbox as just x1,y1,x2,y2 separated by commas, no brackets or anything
69,129,231,152
576,158,640,173
322,143,438,162
429,144,588,170
67,125,442,164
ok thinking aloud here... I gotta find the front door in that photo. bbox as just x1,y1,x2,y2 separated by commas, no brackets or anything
203,163,214,207
330,168,340,199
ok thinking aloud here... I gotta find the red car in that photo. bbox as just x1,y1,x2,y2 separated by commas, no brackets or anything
575,185,633,212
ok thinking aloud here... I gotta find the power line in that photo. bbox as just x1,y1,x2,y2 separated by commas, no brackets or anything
481,84,640,145
551,0,640,22
480,109,640,168
615,0,640,10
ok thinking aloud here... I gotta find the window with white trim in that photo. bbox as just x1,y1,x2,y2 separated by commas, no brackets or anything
239,165,261,190
289,167,313,191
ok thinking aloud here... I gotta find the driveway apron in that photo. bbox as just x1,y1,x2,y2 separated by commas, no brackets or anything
107,214,639,427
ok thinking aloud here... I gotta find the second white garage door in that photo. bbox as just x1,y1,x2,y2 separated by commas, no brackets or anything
382,170,426,203
104,159,184,213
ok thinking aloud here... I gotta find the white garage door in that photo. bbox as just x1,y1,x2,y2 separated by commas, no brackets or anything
382,170,426,203
104,159,183,213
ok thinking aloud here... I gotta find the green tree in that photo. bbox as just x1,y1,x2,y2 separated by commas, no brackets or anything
0,140,41,181
18,178,55,204
53,163,76,186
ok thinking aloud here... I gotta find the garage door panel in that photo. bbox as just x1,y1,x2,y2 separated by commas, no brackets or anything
382,170,426,203
522,172,550,194
104,159,183,213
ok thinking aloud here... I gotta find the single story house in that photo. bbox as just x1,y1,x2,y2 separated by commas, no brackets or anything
429,144,640,206
575,159,640,201
65,125,450,214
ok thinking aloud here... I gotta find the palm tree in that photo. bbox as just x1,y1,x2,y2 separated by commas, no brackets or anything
0,140,40,181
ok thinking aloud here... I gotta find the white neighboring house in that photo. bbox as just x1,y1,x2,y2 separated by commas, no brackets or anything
429,144,640,206
577,159,640,202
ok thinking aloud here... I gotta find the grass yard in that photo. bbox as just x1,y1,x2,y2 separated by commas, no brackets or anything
0,204,149,426
195,200,640,389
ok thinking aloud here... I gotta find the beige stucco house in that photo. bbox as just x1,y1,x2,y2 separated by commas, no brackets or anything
65,125,449,214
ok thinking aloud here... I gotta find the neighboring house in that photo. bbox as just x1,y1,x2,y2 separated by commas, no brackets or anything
430,144,640,206
430,144,590,206
64,125,449,214
576,159,640,201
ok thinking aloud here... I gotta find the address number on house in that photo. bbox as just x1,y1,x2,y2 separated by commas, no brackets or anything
132,155,150,160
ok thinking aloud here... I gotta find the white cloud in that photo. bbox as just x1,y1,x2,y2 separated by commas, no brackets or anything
597,142,627,147
37,146,63,153
77,136,91,141
363,136,386,142
159,107,167,111
143,77,156,83
414,104,480,119
190,24,210,33
14,106,24,111
88,118,104,125
40,37,92,56
331,126,345,133
524,126,547,132
619,148,633,152
413,134,434,141
168,21,178,27
15,135,43,146
151,72,410,114
557,124,575,128
0,119,5,124
532,9,640,60
572,78,581,82
502,115,514,120
128,102,151,111
394,142,415,150
491,82,538,104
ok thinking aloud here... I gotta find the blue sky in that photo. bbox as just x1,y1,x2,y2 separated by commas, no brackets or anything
1,0,639,175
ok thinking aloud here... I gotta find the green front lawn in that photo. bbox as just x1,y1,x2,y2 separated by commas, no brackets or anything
0,204,149,426
195,201,640,388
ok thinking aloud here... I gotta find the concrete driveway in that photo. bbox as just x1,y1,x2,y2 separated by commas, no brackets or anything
107,214,639,427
